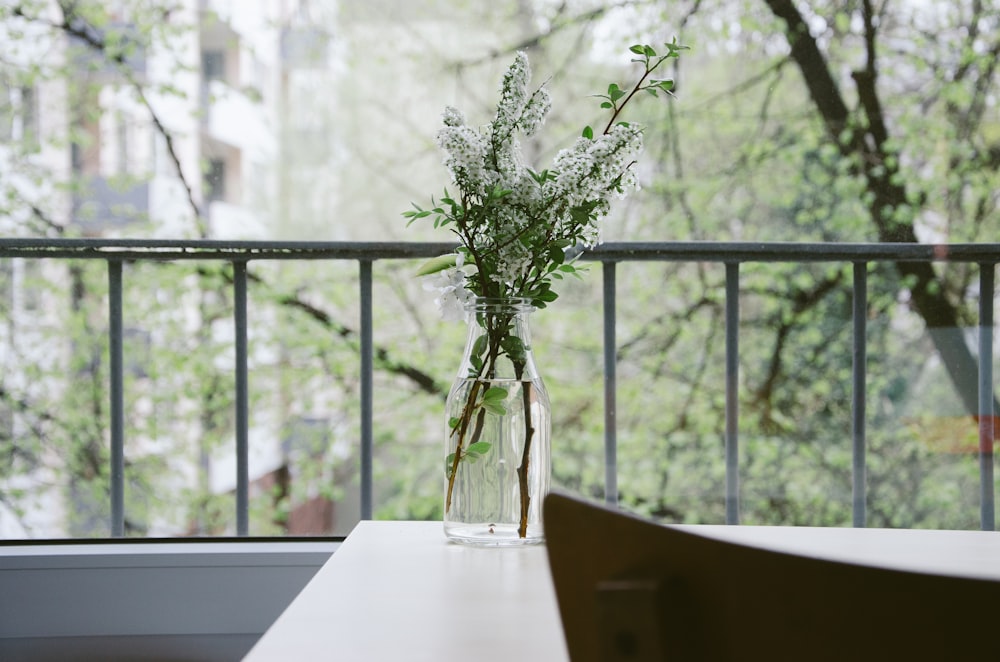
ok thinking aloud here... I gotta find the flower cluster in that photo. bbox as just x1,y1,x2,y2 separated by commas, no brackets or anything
406,42,684,318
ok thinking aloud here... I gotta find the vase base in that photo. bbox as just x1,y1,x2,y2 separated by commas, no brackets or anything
444,522,545,547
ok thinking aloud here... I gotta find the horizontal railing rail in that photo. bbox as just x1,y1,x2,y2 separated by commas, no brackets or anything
3,238,1000,261
0,239,997,535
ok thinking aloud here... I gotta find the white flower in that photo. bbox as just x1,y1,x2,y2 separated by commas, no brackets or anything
423,254,473,322
437,124,488,195
494,52,531,133
546,124,643,208
520,87,551,137
442,106,466,127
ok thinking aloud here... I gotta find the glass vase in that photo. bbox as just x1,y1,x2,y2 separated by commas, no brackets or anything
443,297,551,546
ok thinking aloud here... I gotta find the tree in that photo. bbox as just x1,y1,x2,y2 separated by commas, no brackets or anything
444,0,998,526
2,0,997,536
762,0,999,419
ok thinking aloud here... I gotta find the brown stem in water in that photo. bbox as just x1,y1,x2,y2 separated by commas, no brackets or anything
515,369,535,539
445,379,484,513
445,320,505,513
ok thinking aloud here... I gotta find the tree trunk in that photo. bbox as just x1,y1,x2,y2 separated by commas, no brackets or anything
763,0,996,419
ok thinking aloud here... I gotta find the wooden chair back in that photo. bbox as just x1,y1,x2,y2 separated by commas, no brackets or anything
543,491,1000,661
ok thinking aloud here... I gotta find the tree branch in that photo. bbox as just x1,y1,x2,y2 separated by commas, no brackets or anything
752,269,845,429
762,0,853,146
52,2,205,234
215,267,445,397
762,0,998,419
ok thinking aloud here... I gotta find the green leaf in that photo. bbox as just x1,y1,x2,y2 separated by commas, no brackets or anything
644,45,656,58
582,125,594,139
600,101,613,109
483,386,508,402
548,244,566,265
490,185,513,200
482,400,507,415
466,441,492,457
664,38,687,57
445,452,456,478
415,254,457,277
570,206,592,225
528,168,551,185
448,416,461,430
501,336,526,362
472,334,487,359
629,44,646,55
402,208,432,226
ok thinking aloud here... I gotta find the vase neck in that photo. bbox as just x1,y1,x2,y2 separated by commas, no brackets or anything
459,298,539,381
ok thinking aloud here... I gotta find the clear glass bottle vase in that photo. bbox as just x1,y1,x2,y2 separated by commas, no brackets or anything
443,297,551,546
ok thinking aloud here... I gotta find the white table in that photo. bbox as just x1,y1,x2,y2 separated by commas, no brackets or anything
244,520,1000,661
680,523,1000,580
243,521,569,661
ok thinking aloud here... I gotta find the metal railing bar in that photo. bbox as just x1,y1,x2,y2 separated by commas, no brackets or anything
108,260,125,537
852,263,868,528
2,240,999,263
585,242,1000,263
979,262,995,531
602,262,618,507
725,262,740,525
4,239,998,534
359,260,374,520
233,261,249,536
0,240,459,261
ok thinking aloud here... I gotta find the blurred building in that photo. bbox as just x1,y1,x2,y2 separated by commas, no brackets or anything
0,0,348,538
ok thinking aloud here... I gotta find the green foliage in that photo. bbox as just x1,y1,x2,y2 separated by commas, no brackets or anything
415,254,457,277
4,0,1000,538
480,387,508,415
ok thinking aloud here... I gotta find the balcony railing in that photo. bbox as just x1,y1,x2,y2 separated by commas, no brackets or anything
0,238,997,536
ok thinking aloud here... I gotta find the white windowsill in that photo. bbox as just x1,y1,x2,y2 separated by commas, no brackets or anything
0,539,340,661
